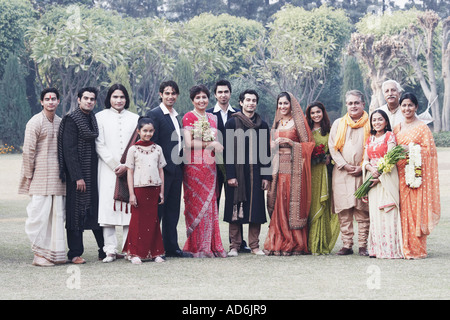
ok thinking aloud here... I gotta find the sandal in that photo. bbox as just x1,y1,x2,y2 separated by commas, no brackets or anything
130,256,142,265
102,254,116,263
32,255,55,267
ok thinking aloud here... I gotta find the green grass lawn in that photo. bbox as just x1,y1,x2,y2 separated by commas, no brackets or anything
1,150,449,300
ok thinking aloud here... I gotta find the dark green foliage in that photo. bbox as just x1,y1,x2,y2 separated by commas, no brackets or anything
0,55,31,149
173,56,196,116
433,131,450,147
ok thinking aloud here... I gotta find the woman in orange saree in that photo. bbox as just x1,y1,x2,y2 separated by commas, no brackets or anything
264,92,315,255
394,92,440,259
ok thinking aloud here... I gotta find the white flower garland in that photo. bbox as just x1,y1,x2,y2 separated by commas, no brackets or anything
405,143,422,189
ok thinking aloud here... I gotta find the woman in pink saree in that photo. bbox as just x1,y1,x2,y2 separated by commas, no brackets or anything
181,85,227,258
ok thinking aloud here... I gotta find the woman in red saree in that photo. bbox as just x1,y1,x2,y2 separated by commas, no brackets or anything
264,92,315,255
394,92,440,259
181,85,227,258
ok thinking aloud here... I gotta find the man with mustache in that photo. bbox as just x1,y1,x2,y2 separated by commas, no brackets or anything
329,90,370,256
378,79,431,127
378,79,404,128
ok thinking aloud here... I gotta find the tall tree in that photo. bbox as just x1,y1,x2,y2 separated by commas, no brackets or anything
242,4,351,106
96,0,162,18
173,56,196,117
400,11,442,131
352,9,421,112
340,56,366,116
442,17,450,131
0,0,36,75
0,55,31,148
347,33,405,112
187,13,264,79
26,6,127,115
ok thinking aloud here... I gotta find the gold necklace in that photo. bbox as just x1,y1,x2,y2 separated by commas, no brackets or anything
279,117,292,127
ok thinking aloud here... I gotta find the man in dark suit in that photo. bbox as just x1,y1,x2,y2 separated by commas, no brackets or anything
147,80,191,258
206,79,250,253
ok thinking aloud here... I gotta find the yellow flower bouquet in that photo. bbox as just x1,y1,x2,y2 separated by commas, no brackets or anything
354,145,407,199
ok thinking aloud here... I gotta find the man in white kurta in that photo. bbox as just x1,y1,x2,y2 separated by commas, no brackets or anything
96,85,139,262
19,88,66,266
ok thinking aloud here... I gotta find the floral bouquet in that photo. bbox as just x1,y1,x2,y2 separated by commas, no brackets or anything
311,144,327,165
192,116,226,178
354,145,407,199
192,117,215,142
405,143,422,189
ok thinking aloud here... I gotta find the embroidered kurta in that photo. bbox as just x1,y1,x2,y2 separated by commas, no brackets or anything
96,108,139,226
394,122,440,259
125,144,167,187
19,112,65,196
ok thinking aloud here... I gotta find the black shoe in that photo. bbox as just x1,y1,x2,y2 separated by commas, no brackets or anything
166,249,193,258
98,250,107,260
238,245,251,253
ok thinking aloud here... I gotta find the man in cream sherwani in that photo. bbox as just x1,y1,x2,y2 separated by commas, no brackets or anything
329,90,370,256
96,84,139,262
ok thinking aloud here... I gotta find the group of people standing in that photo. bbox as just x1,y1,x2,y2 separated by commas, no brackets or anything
327,81,440,260
19,78,440,267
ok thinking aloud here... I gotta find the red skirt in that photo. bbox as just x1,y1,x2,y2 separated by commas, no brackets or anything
123,186,164,259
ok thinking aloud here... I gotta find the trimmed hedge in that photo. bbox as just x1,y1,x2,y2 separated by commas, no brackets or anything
433,132,450,147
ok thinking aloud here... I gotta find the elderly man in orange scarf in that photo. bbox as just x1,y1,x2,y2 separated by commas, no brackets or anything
329,90,370,256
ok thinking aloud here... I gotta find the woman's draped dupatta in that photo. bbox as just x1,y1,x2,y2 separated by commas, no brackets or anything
267,93,315,229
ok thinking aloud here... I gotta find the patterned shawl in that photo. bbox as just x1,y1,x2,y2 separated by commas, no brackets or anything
230,111,262,221
267,92,314,229
57,108,99,230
